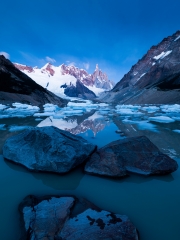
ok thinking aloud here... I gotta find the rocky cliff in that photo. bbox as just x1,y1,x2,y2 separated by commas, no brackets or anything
0,55,67,106
101,30,180,104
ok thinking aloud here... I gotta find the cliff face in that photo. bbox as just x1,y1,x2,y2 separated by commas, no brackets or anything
101,30,180,104
0,55,67,106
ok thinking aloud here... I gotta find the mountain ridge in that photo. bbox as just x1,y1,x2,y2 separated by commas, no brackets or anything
100,30,180,104
14,62,114,99
0,55,67,106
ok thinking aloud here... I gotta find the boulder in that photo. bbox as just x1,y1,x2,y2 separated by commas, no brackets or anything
19,195,139,240
19,196,75,240
3,126,96,173
85,136,178,177
58,208,138,240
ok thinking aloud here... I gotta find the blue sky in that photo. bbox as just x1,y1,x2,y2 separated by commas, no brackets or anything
1,0,180,82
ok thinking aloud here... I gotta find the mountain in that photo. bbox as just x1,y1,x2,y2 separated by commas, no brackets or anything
100,30,180,104
14,63,114,99
0,55,67,106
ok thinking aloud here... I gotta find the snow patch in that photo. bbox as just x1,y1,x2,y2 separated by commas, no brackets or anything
174,36,180,41
153,51,172,60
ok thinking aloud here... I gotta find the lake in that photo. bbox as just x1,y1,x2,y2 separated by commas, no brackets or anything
0,100,180,240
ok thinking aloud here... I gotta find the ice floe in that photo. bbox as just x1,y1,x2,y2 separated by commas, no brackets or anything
122,119,158,132
149,116,175,123
173,129,180,133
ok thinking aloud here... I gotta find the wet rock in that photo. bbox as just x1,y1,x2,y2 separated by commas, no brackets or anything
19,195,75,240
19,195,139,240
85,136,178,177
58,208,138,240
3,126,96,173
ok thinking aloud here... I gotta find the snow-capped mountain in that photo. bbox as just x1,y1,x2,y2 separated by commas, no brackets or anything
14,62,114,99
0,55,67,106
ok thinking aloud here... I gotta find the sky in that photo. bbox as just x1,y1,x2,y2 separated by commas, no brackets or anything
1,0,180,82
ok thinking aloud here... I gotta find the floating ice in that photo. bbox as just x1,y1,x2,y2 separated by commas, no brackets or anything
149,116,175,123
43,103,61,112
0,104,7,110
122,119,158,132
160,104,180,113
0,102,40,118
173,129,180,133
142,106,159,113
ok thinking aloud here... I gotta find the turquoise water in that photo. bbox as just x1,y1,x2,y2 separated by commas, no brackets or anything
0,111,180,240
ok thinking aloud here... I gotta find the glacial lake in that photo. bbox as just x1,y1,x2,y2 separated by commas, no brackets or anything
0,100,180,240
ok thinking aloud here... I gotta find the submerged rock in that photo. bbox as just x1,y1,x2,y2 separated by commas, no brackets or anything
19,195,139,240
85,136,178,177
3,126,96,173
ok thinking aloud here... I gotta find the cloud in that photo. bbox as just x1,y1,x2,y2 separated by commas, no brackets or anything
0,51,10,59
45,56,56,63
83,62,90,70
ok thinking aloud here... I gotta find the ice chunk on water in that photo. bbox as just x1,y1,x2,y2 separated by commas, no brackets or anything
173,129,180,133
160,104,180,113
142,106,159,113
122,119,158,132
149,116,175,123
0,104,7,110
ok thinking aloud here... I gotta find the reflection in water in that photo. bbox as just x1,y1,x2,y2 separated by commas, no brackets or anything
0,102,180,240
5,160,84,190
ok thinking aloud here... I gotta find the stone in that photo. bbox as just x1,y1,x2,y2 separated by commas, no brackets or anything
58,208,138,240
19,195,139,240
3,126,96,173
85,136,178,177
19,195,75,240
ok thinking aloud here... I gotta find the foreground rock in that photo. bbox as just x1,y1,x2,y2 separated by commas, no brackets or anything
19,195,139,240
3,126,96,173
85,136,178,177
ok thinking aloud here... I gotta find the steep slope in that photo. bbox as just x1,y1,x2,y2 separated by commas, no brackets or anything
14,63,114,98
0,55,67,106
101,30,180,104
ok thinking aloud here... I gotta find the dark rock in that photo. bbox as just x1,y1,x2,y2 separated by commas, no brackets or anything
3,126,96,173
64,79,96,100
85,136,178,177
0,55,67,107
101,30,180,104
58,208,138,240
19,195,139,240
